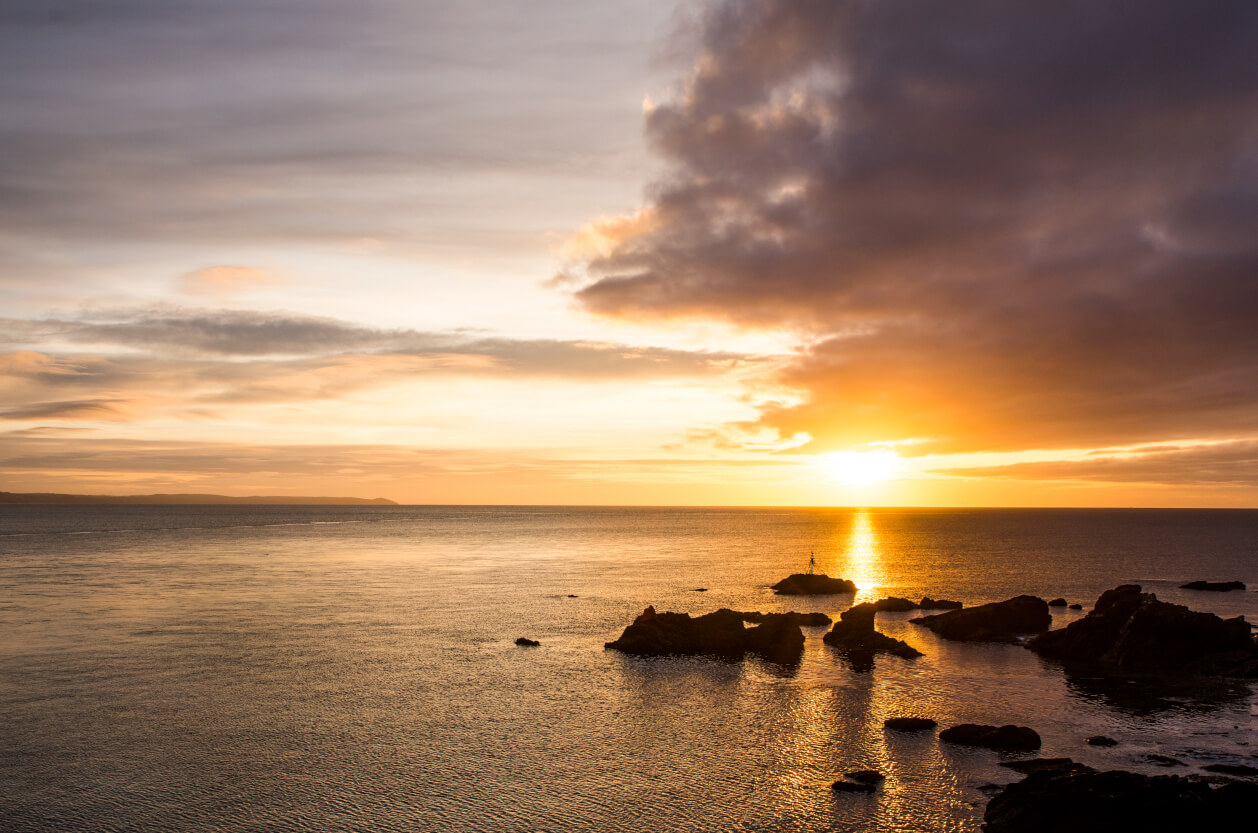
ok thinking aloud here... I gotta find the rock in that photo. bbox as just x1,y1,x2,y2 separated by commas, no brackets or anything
884,716,937,731
604,606,805,663
515,637,540,646
830,779,876,793
911,595,1051,642
690,587,708,592
984,769,1258,833
844,770,885,784
1086,735,1119,747
1048,598,1068,607
1180,580,1246,592
1068,603,1083,610
744,611,808,665
732,609,832,627
919,597,964,610
567,594,578,598
1203,763,1258,776
1000,758,1094,775
772,573,857,595
939,724,1042,751
1027,584,1258,677
871,596,919,611
823,603,923,666
1146,754,1185,767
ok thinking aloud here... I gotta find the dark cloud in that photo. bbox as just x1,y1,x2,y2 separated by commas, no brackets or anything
938,441,1258,487
0,399,125,421
573,0,1258,458
1,307,744,371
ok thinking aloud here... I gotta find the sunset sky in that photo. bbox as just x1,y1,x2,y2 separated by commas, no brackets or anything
3,0,1258,506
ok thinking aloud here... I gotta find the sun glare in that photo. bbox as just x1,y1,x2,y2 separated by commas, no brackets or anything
823,450,900,486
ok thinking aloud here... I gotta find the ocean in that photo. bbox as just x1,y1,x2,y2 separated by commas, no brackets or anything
1,505,1256,832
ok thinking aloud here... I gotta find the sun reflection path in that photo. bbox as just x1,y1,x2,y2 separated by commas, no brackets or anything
838,512,886,600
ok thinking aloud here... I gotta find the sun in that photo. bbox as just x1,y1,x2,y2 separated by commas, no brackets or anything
822,450,901,486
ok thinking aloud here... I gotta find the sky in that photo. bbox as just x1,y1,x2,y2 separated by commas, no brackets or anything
3,0,1258,506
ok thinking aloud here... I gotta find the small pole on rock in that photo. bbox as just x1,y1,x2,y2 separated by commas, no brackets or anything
808,551,816,575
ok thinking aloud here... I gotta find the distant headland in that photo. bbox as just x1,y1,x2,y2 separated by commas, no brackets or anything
0,491,398,506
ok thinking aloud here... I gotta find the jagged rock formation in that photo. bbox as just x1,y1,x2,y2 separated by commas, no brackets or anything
605,606,805,664
823,603,923,665
1026,585,1258,677
911,595,1051,642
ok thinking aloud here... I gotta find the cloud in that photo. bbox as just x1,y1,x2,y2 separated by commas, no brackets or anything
0,399,126,421
569,0,1258,460
937,441,1258,487
181,265,286,295
0,308,755,419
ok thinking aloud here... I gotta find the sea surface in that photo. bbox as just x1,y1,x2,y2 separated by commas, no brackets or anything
1,506,1256,832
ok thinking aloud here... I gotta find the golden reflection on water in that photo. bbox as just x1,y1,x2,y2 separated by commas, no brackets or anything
839,511,887,600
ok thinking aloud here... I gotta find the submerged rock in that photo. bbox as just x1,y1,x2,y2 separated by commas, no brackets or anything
1146,754,1185,767
604,606,805,663
733,609,832,627
1026,584,1258,677
984,768,1258,833
871,596,919,612
1203,763,1258,776
515,637,540,646
771,573,857,595
830,779,876,793
884,716,937,732
823,603,923,666
939,723,1042,751
1048,598,1068,607
1068,603,1083,610
1086,735,1119,747
911,595,1051,642
844,770,885,785
1000,758,1093,776
919,597,964,610
1180,580,1246,592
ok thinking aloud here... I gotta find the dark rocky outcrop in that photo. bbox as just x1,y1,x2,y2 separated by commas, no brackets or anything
919,597,964,610
1180,580,1246,592
984,768,1258,833
1048,598,1068,607
830,779,876,793
514,637,540,646
1086,735,1118,747
938,723,1041,751
884,716,937,731
1068,603,1083,610
771,573,857,595
844,770,885,785
911,595,1051,642
1026,585,1258,677
823,603,923,666
604,606,805,663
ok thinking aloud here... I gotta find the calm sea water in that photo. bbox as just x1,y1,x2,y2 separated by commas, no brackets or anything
2,506,1256,832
